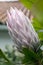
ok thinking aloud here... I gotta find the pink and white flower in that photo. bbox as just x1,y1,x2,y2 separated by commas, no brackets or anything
6,7,39,50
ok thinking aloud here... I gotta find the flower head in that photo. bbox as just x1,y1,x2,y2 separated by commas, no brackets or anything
6,7,39,51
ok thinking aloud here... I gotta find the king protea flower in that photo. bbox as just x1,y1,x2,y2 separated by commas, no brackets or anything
6,7,40,51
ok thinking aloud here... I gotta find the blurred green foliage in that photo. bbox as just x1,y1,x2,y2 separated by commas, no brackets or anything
0,45,24,65
32,18,43,41
20,0,43,21
0,45,43,65
22,47,43,65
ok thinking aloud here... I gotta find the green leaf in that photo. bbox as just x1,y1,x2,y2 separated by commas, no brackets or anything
0,49,15,65
0,49,10,62
0,62,12,65
22,47,40,64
